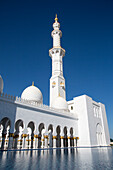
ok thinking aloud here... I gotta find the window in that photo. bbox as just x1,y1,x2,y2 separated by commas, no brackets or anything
71,106,73,110
93,104,100,118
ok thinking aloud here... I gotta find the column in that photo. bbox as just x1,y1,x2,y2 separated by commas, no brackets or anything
34,135,38,149
53,135,57,148
1,133,6,149
73,137,76,147
67,130,70,148
0,134,2,148
22,134,27,149
41,138,44,148
48,131,53,147
77,137,79,147
60,136,64,148
31,133,34,149
13,134,19,149
26,135,30,149
74,137,79,147
18,134,23,149
67,136,70,147
44,134,48,148
70,137,73,147
8,133,14,149
38,135,41,148
60,128,64,148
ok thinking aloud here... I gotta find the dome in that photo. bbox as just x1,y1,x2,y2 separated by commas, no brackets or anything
51,96,68,111
21,84,43,104
0,75,3,93
53,14,60,30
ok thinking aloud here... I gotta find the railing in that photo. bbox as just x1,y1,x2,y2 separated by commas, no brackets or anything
0,92,16,101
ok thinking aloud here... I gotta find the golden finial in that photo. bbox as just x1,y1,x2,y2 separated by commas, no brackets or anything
32,81,34,86
59,92,60,97
55,14,58,22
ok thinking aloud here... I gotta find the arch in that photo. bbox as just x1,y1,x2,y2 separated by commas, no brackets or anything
56,125,61,147
27,121,35,149
38,123,45,135
63,126,68,147
64,126,67,136
70,127,74,147
15,119,24,134
38,123,45,148
48,124,53,147
96,123,102,133
56,125,61,135
48,124,53,132
13,119,24,149
70,127,73,136
96,123,102,146
0,117,11,133
0,117,11,149
27,121,35,133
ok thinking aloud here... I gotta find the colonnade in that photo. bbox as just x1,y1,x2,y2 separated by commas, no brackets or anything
0,117,79,150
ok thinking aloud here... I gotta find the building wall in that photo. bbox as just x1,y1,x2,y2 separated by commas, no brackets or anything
99,103,110,145
0,97,17,133
73,95,91,146
15,101,78,136
0,94,110,147
73,95,110,146
0,96,78,137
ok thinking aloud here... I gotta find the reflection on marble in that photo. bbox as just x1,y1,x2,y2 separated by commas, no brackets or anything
0,148,113,170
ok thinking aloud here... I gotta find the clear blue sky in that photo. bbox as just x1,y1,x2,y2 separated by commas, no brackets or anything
0,0,113,138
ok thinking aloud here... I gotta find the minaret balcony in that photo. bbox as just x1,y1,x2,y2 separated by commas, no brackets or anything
49,47,65,58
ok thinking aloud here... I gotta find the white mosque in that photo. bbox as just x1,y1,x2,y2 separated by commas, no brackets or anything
0,15,110,150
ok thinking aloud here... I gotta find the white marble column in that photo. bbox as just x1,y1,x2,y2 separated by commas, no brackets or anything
34,135,38,149
68,137,70,147
0,135,2,148
31,133,34,149
74,137,79,147
73,137,75,147
41,135,44,148
60,128,64,148
53,135,56,148
1,133,6,149
60,136,64,148
13,134,19,149
8,133,14,149
22,134,27,149
48,131,53,147
44,134,48,148
26,135,30,149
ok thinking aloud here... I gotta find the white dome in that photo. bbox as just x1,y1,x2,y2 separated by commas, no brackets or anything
51,96,68,111
21,84,43,104
0,75,3,93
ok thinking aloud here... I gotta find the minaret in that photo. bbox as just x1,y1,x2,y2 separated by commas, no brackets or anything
49,15,66,106
0,75,4,94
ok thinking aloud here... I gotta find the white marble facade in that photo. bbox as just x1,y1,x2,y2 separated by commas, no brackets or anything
0,15,110,150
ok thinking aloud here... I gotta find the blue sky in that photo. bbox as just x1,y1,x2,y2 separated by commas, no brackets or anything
0,0,113,138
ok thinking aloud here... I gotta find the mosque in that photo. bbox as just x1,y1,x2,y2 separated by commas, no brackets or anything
0,15,110,150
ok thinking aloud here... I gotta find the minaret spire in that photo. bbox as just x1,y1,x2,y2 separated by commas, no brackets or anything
55,14,58,22
49,15,66,106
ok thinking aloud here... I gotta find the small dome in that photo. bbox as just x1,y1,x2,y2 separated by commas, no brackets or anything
53,15,60,30
21,84,43,104
51,96,68,111
0,75,3,93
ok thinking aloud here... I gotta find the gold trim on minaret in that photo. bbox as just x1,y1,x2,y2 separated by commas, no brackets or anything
55,14,58,22
32,81,34,86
